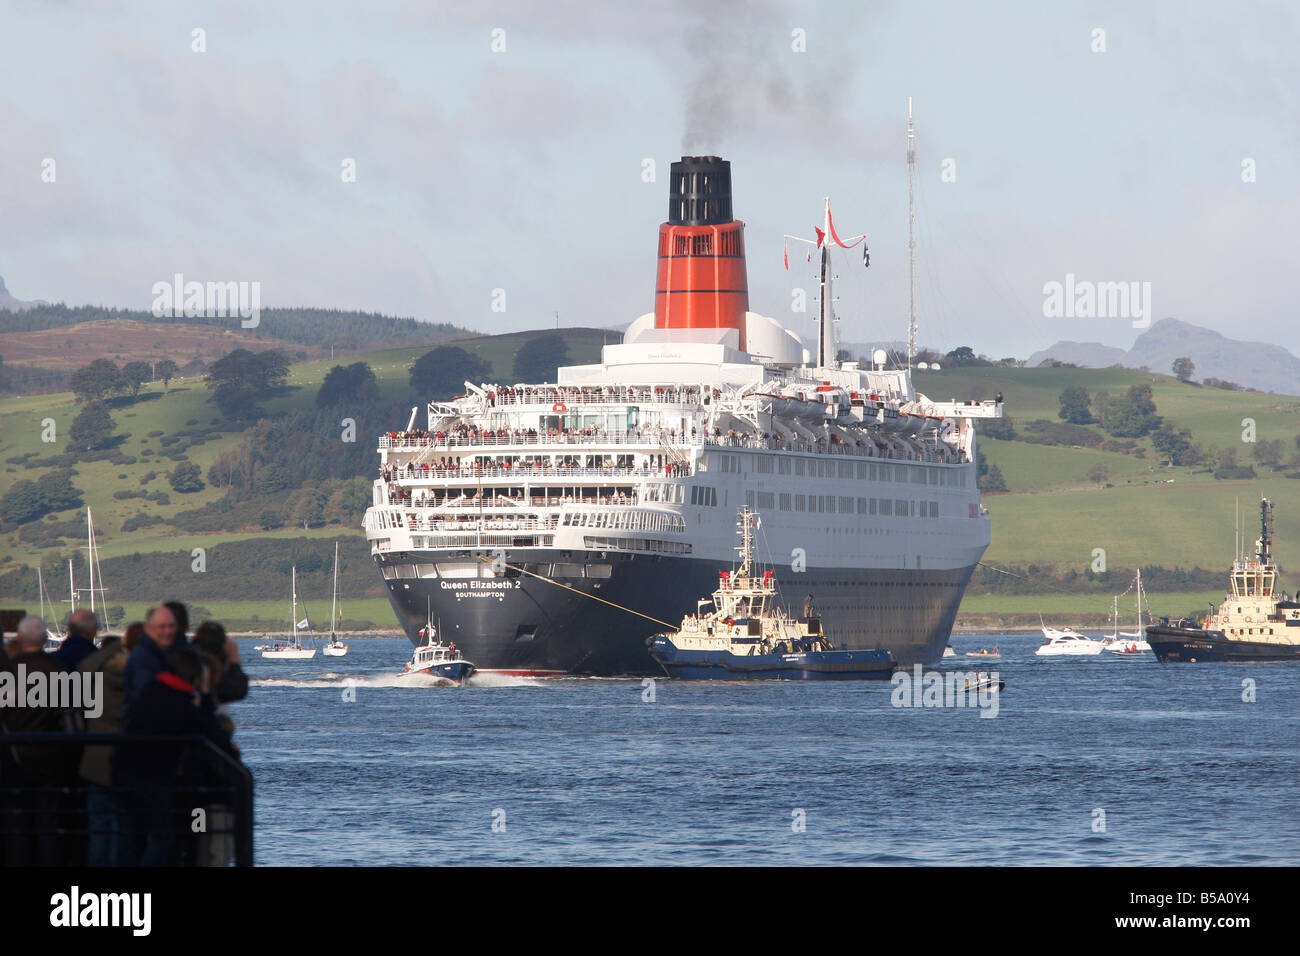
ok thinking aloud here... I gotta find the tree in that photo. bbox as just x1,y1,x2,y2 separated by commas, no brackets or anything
168,461,206,493
945,345,978,366
68,401,117,452
0,474,83,526
206,348,289,419
1172,357,1196,382
409,346,491,401
70,358,125,403
121,360,152,399
155,359,179,392
1151,425,1201,467
1102,384,1160,438
512,334,571,383
1254,439,1286,470
316,361,379,407
1057,386,1093,424
978,462,1007,492
1086,462,1109,488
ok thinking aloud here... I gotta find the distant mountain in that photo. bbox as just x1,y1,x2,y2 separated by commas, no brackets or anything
0,276,46,312
1028,318,1300,395
1026,341,1127,368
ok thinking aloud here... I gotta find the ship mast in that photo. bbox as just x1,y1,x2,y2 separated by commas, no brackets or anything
784,200,866,370
906,96,917,370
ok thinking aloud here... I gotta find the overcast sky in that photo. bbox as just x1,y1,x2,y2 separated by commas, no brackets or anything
2,0,1297,358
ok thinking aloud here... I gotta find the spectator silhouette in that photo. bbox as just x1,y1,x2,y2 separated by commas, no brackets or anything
77,621,141,867
123,605,178,714
114,644,235,867
54,608,99,670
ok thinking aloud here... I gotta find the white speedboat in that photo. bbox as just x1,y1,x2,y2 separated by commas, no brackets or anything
943,645,957,658
321,543,350,657
1035,626,1104,656
263,567,318,659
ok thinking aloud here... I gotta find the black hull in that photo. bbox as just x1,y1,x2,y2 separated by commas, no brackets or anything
1146,626,1300,663
377,549,975,675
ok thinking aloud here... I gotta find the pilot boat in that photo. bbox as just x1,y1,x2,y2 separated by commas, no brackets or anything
403,603,476,683
646,507,895,680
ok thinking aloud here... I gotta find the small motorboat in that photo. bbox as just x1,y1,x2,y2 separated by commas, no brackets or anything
962,672,1005,693
943,645,957,658
965,648,1000,659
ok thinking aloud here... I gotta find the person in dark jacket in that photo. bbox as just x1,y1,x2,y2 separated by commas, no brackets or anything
122,605,178,714
0,616,73,866
53,609,98,670
114,645,236,867
78,623,141,867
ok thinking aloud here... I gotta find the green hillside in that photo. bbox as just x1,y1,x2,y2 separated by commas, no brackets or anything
2,346,1297,630
0,328,611,615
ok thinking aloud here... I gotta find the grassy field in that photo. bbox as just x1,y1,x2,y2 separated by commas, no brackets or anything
0,327,611,572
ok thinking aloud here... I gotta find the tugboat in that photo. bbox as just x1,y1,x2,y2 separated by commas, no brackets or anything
403,604,477,683
1147,498,1300,662
646,508,895,680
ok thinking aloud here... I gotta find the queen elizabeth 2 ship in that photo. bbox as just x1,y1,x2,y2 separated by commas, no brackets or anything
363,140,1003,675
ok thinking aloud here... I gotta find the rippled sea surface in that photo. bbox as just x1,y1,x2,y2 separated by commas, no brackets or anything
235,634,1299,865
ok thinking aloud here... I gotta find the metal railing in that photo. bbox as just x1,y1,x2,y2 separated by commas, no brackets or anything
0,733,253,867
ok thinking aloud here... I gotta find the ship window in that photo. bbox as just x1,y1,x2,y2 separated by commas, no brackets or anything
839,496,853,513
757,457,774,473
839,462,853,478
869,463,878,481
896,499,908,515
746,490,755,507
795,459,806,476
515,625,537,643
870,498,878,515
795,495,806,512
779,458,792,474
880,499,893,515
779,493,791,511
757,492,775,509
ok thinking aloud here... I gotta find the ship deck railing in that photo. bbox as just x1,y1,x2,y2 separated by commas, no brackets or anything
473,385,718,408
380,432,961,464
382,494,646,513
381,466,681,481
0,732,254,867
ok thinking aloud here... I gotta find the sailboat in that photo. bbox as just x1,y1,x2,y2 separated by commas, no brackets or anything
262,566,317,659
322,542,349,657
1102,569,1152,653
38,567,65,650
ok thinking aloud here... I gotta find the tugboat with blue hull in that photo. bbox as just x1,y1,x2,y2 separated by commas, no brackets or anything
648,507,895,680
1147,498,1300,663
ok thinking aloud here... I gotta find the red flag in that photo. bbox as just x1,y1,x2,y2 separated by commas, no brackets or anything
814,226,825,247
783,246,788,270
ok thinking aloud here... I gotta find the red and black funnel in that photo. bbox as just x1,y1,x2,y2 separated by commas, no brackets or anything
653,156,749,350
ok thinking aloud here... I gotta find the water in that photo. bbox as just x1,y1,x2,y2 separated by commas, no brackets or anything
235,634,1299,865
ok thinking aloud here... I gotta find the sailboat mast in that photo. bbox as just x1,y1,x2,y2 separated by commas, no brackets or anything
87,507,96,616
330,542,339,638
906,96,917,370
292,566,298,644
68,558,76,612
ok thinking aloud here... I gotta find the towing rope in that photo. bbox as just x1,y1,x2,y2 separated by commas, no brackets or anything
474,556,677,628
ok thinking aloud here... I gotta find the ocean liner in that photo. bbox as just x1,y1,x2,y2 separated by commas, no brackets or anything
363,125,1002,675
1146,498,1300,662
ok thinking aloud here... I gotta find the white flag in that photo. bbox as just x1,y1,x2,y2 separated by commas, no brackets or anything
297,618,311,629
